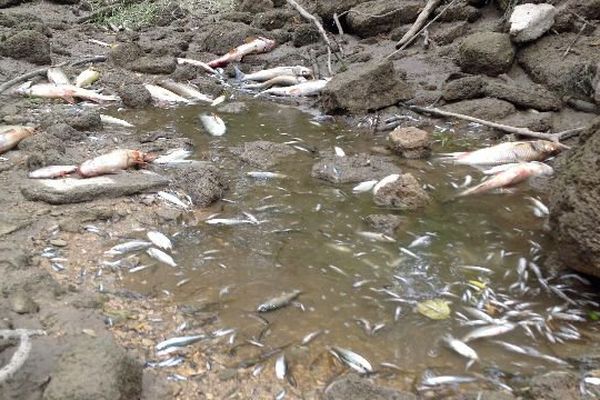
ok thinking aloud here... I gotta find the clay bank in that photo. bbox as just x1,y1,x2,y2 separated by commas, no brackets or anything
1,0,600,399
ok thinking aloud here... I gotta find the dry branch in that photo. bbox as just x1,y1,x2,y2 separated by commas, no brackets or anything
0,56,107,94
395,0,442,49
407,105,584,142
0,329,45,383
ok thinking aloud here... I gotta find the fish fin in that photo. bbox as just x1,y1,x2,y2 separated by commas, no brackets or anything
436,152,466,157
62,94,76,104
233,65,245,82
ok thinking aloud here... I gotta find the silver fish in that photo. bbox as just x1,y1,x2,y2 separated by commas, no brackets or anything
462,323,516,342
352,180,378,193
443,335,479,362
105,240,152,255
147,231,172,251
236,65,312,82
246,171,287,179
155,334,205,351
199,113,226,136
28,165,77,179
422,375,477,386
205,218,256,226
372,174,400,195
334,146,346,157
257,290,301,313
100,114,134,128
301,330,323,345
75,68,100,88
47,68,70,85
275,354,287,379
146,248,177,267
158,80,212,103
330,346,373,374
157,191,190,209
255,79,329,97
144,84,191,104
356,231,396,242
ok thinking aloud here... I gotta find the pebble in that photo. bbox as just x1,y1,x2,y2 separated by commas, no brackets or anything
50,239,68,247
10,291,40,314
218,368,238,381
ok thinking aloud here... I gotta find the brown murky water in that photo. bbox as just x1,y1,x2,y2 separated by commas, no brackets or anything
108,100,597,391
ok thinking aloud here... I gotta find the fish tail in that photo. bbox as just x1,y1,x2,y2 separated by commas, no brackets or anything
234,65,245,82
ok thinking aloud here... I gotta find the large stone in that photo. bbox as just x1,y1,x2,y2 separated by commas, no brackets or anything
43,336,142,400
22,171,169,204
237,0,273,13
442,98,516,120
128,55,176,75
509,3,556,43
373,173,430,210
324,374,417,400
549,118,600,278
312,153,402,183
167,162,227,207
230,140,296,169
364,214,406,236
109,42,144,67
0,29,50,64
346,0,422,37
195,21,266,55
322,60,414,114
388,127,432,159
527,371,581,400
316,0,367,20
252,9,296,31
458,32,515,76
117,83,152,108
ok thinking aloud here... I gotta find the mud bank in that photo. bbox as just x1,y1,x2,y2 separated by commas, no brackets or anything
1,0,600,399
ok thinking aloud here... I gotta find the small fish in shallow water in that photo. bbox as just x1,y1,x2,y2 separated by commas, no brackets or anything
205,218,257,226
19,83,119,103
356,231,396,242
146,248,177,267
100,114,134,128
301,330,323,346
105,240,152,255
352,180,378,193
256,79,329,97
246,171,287,179
443,335,479,365
75,68,100,88
275,354,287,379
257,290,302,313
439,140,565,166
372,174,400,195
157,191,190,209
0,126,34,154
155,334,205,351
144,84,191,104
462,322,516,342
147,231,172,251
458,162,553,197
211,95,226,107
208,37,276,68
330,346,373,374
153,149,192,164
28,165,77,179
235,65,312,82
422,375,477,386
158,80,212,103
334,146,346,157
47,68,70,85
199,113,226,136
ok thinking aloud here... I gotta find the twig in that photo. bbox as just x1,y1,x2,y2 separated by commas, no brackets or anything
387,0,458,58
395,0,442,49
407,104,583,142
563,21,587,57
337,8,408,20
333,12,344,35
0,329,46,339
0,55,107,94
0,329,44,383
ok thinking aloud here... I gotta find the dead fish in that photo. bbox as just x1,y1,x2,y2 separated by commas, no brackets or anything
144,84,191,104
0,126,34,154
205,218,256,226
175,57,217,75
158,80,212,103
208,37,276,68
301,330,323,346
199,113,226,136
78,149,154,177
443,335,479,364
408,235,432,248
257,290,301,313
275,354,287,379
147,231,172,251
157,191,190,209
146,247,177,267
422,375,477,386
211,95,226,107
491,340,568,365
47,68,70,85
439,141,565,166
246,171,287,179
100,114,134,128
255,79,329,97
243,75,307,90
482,163,521,175
235,65,312,82
356,231,396,242
330,346,373,374
372,174,400,195
28,165,77,179
19,83,119,103
75,68,100,88
458,162,553,197
527,196,549,215
352,180,378,193
153,149,192,164
334,146,346,157
156,334,205,351
462,322,516,342
105,240,152,255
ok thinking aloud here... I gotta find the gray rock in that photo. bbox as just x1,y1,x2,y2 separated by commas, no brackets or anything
292,24,320,47
238,0,273,13
168,162,227,207
373,173,430,210
458,32,515,76
388,127,432,159
10,290,39,314
230,140,296,169
0,242,30,270
463,391,516,400
252,9,295,30
316,0,367,20
346,0,422,37
220,11,254,24
109,42,144,67
217,102,248,114
434,0,481,22
128,55,176,74
61,109,102,131
364,214,406,236
46,123,86,142
0,29,50,65
509,3,556,43
322,60,414,114
117,83,152,108
195,21,266,55
324,374,417,400
43,336,142,400
22,171,169,205
549,118,600,278
0,0,29,7
527,371,581,400
442,98,516,120
311,153,402,184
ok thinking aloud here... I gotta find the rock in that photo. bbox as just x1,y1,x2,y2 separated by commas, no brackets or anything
0,29,50,64
549,118,600,278
316,0,366,20
364,214,406,236
388,127,432,159
311,153,402,184
43,336,142,400
128,55,176,74
463,391,516,400
292,24,320,47
0,242,30,270
117,83,152,108
346,0,422,37
430,21,470,46
434,0,481,22
509,3,556,43
458,32,514,76
217,102,248,114
230,140,297,169
22,171,169,205
324,374,417,400
0,0,28,7
50,239,67,247
373,173,430,210
195,21,266,55
518,33,599,98
442,98,516,120
110,42,144,67
168,162,227,207
19,131,68,166
322,60,414,114
238,0,273,13
61,109,102,131
527,371,581,400
46,123,86,142
252,9,296,30
221,11,254,24
170,64,202,81
10,290,39,314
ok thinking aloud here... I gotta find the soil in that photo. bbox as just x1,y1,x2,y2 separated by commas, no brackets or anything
0,0,599,399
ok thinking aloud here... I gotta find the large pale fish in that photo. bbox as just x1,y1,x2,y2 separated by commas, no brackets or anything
255,79,329,97
144,84,191,104
146,247,177,267
0,126,34,154
462,322,516,342
243,75,307,90
75,68,100,88
100,114,134,128
19,84,119,103
235,65,312,82
158,80,213,103
147,231,173,251
439,141,565,166
372,174,400,195
458,162,553,197
78,149,154,177
176,57,218,75
29,165,77,179
330,347,373,374
47,68,70,86
208,37,276,68
199,113,226,136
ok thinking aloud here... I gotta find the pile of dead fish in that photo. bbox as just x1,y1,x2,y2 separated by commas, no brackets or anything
103,230,177,274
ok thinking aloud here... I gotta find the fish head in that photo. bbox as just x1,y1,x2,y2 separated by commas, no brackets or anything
258,37,276,52
529,161,554,176
533,140,566,157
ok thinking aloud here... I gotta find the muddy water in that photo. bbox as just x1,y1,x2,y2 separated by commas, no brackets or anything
113,101,594,388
